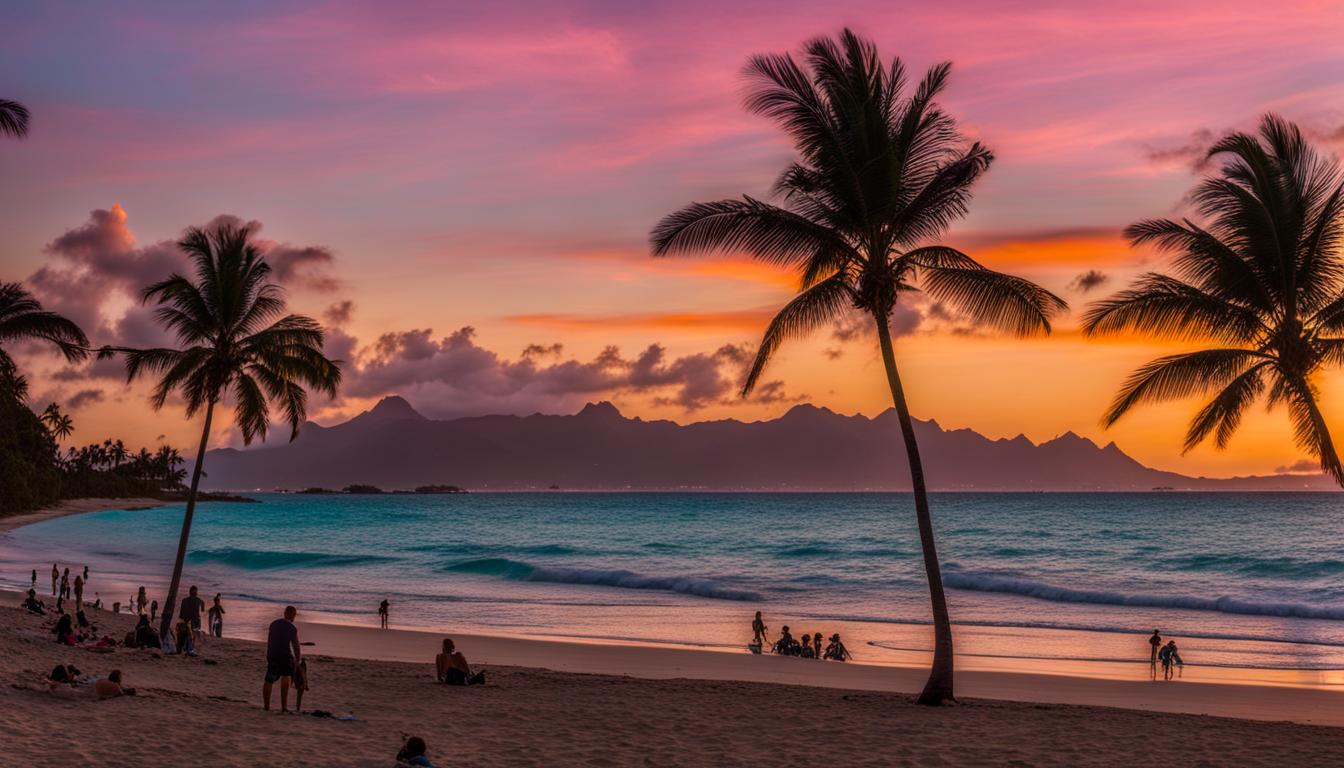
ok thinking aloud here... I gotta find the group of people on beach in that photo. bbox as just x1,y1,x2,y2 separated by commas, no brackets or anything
1148,629,1185,680
750,612,852,661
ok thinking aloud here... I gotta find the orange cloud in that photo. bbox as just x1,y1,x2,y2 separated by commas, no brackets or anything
949,227,1136,268
507,308,776,332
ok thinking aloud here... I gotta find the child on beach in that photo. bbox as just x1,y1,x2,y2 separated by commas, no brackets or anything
209,593,225,638
293,658,310,712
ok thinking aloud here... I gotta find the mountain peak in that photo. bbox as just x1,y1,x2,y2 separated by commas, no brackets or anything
576,401,623,420
365,395,427,421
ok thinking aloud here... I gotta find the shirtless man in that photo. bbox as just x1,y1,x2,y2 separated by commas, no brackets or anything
435,638,483,685
1148,629,1162,679
263,606,302,711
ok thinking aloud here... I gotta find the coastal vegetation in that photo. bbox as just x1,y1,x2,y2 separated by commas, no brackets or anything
101,221,342,639
1086,115,1344,486
651,29,1066,703
0,282,90,515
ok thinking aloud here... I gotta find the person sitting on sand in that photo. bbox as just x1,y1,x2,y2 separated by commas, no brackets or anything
94,669,136,699
813,632,823,659
132,615,159,649
263,606,302,712
823,633,852,661
93,593,101,610
799,633,815,659
436,638,486,685
54,612,80,645
396,736,435,767
23,588,46,615
209,593,225,638
773,625,797,656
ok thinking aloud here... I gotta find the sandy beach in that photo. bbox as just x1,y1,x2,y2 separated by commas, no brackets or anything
2,599,1344,767
0,497,164,535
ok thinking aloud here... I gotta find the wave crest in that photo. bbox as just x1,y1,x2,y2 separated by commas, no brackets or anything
442,557,760,601
945,570,1344,620
187,547,391,570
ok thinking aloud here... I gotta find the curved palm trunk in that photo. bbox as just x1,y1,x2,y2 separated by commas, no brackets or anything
157,398,215,641
875,317,955,704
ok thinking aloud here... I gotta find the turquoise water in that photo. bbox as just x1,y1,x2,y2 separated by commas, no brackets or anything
5,492,1344,674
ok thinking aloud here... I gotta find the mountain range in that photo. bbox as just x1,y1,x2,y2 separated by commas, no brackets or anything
197,396,1336,492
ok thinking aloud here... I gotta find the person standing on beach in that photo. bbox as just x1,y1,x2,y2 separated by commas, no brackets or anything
180,586,206,643
31,568,37,588
136,587,147,616
379,599,389,629
60,568,69,600
263,605,301,712
209,594,225,638
751,611,768,647
50,564,58,596
73,574,83,609
1148,629,1162,679
82,565,89,582
150,599,158,622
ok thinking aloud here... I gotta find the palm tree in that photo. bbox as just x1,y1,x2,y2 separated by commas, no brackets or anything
650,29,1066,704
50,413,75,442
0,282,89,397
102,222,342,640
1084,115,1344,483
0,99,29,138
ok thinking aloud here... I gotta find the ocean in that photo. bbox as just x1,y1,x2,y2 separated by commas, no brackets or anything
5,492,1344,683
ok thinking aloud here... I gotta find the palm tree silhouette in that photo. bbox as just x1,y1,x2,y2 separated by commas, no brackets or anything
40,403,76,442
1085,115,1344,484
0,282,89,397
651,29,1066,704
102,222,341,639
0,99,30,139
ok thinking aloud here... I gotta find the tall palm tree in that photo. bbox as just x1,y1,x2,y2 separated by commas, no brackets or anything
0,99,30,138
102,222,341,640
650,29,1066,704
1085,116,1344,482
0,282,89,397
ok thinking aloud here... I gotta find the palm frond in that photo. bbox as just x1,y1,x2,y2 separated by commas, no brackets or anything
914,251,1067,336
1082,274,1264,343
1182,362,1269,452
1103,349,1267,427
742,272,853,395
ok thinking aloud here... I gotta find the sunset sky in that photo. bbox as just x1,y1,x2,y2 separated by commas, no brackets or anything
3,0,1344,477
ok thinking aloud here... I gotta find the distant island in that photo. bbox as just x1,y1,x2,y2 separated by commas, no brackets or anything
296,483,467,495
198,396,1336,492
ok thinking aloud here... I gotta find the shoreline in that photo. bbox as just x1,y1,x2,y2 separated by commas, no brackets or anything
5,499,1344,730
3,607,1344,767
0,497,165,536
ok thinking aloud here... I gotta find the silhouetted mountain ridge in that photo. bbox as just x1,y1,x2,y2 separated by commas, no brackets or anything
199,398,1337,491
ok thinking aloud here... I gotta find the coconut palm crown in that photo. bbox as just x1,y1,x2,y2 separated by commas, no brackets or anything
103,221,341,638
1084,115,1344,484
651,29,1066,704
